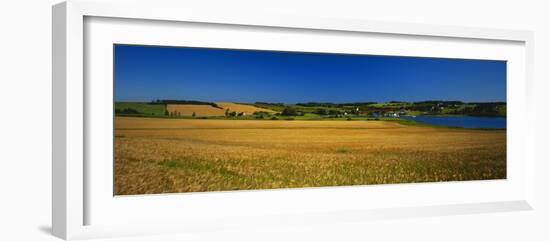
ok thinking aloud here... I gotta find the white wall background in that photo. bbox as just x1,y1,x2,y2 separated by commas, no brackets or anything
0,0,548,240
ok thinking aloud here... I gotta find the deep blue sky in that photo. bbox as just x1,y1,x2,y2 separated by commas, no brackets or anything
114,44,506,103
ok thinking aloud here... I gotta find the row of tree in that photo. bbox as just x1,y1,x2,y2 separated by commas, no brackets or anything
150,99,222,109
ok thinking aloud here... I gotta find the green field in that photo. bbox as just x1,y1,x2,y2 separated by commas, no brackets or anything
115,102,166,116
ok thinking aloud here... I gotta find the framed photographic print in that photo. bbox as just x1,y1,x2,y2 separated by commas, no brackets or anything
113,44,508,195
53,0,535,240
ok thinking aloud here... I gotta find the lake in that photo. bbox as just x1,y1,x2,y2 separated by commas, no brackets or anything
400,115,506,129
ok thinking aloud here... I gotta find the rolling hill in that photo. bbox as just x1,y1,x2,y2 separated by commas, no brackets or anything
166,102,278,117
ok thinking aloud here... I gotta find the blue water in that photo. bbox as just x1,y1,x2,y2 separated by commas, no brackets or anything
400,115,506,129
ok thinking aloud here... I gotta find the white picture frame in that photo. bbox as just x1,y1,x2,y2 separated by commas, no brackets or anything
52,0,535,240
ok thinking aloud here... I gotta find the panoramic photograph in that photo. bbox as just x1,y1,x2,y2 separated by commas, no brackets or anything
114,44,507,195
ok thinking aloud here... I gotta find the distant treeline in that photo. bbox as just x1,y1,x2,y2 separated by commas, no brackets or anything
447,103,507,117
115,108,141,115
255,102,285,106
405,101,506,116
115,100,506,118
413,100,465,105
295,102,377,108
150,99,222,109
412,100,505,105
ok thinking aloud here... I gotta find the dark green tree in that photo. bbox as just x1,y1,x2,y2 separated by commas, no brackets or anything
315,108,329,115
281,106,298,116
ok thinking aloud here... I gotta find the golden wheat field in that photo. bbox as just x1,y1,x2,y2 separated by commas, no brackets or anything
166,102,276,117
166,104,225,117
216,102,277,115
114,117,506,195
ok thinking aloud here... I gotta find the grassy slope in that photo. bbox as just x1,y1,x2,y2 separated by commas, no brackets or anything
115,102,166,116
495,105,507,116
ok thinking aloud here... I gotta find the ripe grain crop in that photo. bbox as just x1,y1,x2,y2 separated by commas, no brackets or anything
165,102,276,117
166,104,225,117
114,117,506,195
216,102,277,115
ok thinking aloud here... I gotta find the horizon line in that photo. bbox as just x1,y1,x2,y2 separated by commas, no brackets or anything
114,99,507,104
